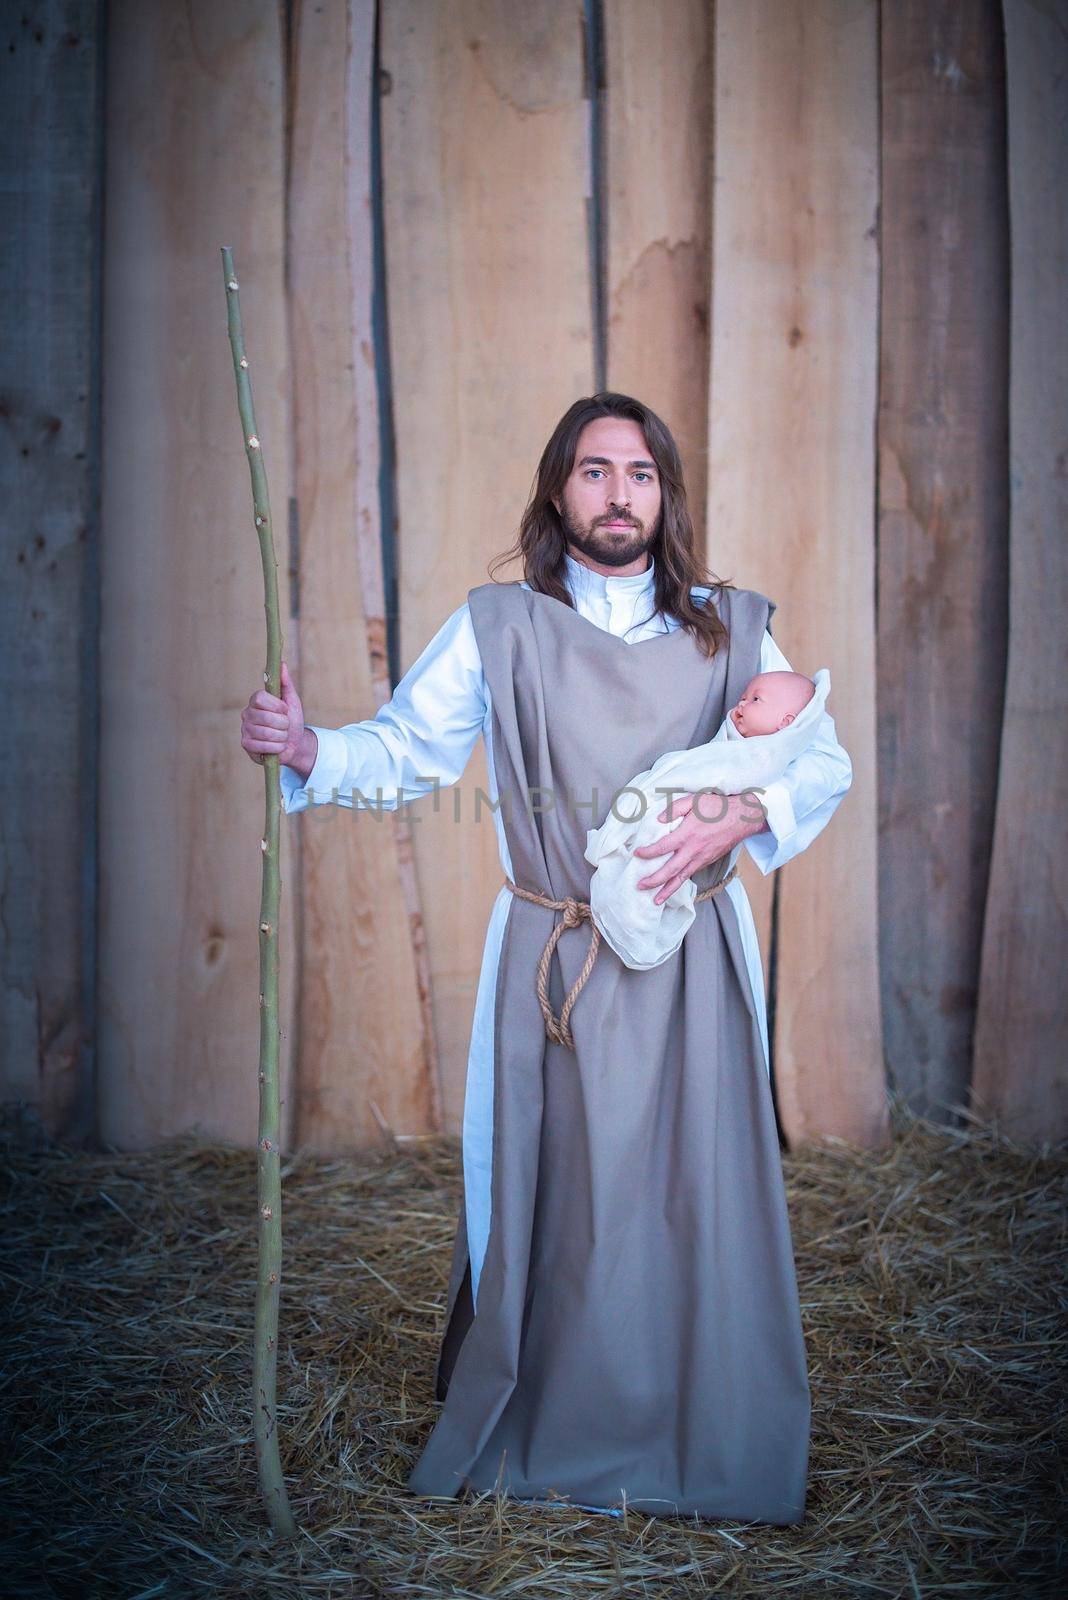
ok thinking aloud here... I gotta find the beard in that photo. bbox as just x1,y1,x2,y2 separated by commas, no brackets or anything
559,498,659,569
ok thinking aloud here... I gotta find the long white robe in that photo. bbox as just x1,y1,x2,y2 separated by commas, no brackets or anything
280,553,853,1306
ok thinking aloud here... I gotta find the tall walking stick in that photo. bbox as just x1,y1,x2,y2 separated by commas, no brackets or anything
221,246,297,1538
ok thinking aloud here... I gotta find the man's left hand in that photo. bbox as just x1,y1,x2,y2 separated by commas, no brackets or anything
633,790,769,905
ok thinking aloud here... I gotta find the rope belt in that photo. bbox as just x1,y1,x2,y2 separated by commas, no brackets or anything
504,863,739,1051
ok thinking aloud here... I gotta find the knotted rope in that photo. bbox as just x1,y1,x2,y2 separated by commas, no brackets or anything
504,862,739,1051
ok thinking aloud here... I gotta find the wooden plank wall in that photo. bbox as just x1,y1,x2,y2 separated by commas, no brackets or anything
18,0,1065,1150
706,0,888,1147
379,0,595,1131
603,0,711,544
0,2,102,1140
286,0,438,1150
972,0,1068,1139
98,2,297,1146
877,0,1009,1120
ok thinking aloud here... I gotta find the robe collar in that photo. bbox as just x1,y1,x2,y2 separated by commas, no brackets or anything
563,549,656,607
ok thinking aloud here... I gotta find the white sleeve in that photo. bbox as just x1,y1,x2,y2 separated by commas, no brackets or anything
278,601,487,814
743,629,853,874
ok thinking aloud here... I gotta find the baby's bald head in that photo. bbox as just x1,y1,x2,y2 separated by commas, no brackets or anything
729,671,814,737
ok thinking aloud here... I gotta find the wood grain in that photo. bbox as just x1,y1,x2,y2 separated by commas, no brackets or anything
877,0,1009,1120
380,0,595,1132
286,0,439,1150
972,0,1068,1138
98,1,296,1146
0,1,101,1139
603,0,711,544
706,0,887,1147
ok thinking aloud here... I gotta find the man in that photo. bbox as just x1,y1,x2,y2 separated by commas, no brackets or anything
240,393,851,1523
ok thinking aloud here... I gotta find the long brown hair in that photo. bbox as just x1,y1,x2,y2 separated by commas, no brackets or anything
488,392,735,659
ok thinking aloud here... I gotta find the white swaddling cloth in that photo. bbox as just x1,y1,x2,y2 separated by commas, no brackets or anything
583,668,832,970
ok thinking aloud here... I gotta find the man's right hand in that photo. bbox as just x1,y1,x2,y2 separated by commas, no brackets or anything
240,659,317,779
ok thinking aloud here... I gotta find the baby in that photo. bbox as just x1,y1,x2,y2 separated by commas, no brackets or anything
728,671,815,739
584,663,830,971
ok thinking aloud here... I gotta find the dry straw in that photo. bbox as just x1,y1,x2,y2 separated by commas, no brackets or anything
4,1095,1065,1596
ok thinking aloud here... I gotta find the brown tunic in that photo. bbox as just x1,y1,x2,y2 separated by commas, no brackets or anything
407,579,811,1523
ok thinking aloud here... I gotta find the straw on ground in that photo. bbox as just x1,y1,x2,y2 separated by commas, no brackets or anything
4,1097,1065,1597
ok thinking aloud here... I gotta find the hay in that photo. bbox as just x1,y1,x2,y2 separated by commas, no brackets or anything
3,1096,1065,1598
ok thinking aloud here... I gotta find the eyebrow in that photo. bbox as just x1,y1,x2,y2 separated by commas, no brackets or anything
577,455,658,470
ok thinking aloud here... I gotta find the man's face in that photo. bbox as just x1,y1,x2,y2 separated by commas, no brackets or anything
552,416,663,574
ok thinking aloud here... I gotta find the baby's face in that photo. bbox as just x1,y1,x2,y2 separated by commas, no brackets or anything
730,672,814,737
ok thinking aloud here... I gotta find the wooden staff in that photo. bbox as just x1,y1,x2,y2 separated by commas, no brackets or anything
221,246,297,1539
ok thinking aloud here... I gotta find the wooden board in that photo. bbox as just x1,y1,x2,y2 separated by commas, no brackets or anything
286,0,438,1150
603,0,711,545
877,0,1009,1120
380,0,595,1132
599,0,773,990
0,2,101,1140
706,0,887,1148
972,0,1068,1139
98,2,296,1147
